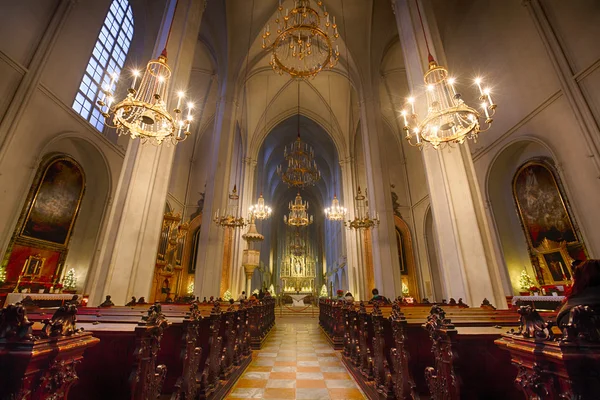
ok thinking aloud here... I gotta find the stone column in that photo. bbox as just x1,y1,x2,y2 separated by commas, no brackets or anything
87,0,205,305
357,87,404,300
339,157,365,299
392,0,506,307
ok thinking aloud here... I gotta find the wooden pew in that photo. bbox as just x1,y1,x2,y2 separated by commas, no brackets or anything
22,298,273,399
326,298,539,399
495,305,600,400
0,302,99,400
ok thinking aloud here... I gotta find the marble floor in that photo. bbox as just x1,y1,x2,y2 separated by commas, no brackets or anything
225,317,366,400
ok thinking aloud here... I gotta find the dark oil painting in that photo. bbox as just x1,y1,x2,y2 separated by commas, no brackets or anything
22,159,85,245
514,163,576,248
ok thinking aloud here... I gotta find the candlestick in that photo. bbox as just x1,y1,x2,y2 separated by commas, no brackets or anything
131,70,139,91
482,102,490,119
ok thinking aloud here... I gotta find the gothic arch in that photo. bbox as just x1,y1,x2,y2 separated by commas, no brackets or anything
393,215,419,300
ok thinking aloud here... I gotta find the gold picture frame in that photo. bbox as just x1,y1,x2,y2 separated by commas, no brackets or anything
533,238,573,285
22,254,46,278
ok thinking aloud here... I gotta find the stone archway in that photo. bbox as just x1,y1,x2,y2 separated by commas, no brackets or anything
394,215,420,300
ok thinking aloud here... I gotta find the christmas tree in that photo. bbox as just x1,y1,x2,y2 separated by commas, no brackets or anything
269,284,275,295
187,281,194,295
519,269,536,291
62,268,77,290
223,290,232,301
0,266,6,284
320,284,328,298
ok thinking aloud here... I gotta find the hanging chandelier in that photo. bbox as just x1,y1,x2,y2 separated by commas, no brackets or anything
249,193,272,220
97,2,193,145
325,195,347,221
401,0,496,149
277,83,321,188
346,187,379,230
262,0,340,79
284,192,313,227
213,185,246,229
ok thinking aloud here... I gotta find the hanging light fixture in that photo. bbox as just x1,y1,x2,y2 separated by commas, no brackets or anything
213,185,246,229
262,0,340,79
401,0,497,149
249,193,273,221
277,83,321,187
284,192,313,227
97,1,193,145
325,195,347,221
346,187,379,230
324,74,346,222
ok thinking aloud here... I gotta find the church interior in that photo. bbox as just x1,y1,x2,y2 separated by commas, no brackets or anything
1,0,599,399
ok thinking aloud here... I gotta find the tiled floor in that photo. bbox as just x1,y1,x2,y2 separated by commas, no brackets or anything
226,316,366,400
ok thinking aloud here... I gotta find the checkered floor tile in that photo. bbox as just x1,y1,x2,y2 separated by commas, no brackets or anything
225,316,366,399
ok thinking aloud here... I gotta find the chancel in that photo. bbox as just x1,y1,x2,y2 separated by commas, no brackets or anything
0,0,599,399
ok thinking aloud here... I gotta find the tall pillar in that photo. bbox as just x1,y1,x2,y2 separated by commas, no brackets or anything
87,0,205,305
193,89,239,299
392,0,506,307
339,157,365,299
357,88,403,299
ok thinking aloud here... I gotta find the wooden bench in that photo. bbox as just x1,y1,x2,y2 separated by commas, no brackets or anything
4,297,275,400
321,298,561,399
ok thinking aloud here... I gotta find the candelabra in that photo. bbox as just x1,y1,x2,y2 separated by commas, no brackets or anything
248,193,272,220
346,187,379,230
97,50,194,145
284,192,313,227
324,194,347,221
262,0,340,79
213,185,246,229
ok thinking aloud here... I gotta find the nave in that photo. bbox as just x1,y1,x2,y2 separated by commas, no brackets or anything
226,317,365,400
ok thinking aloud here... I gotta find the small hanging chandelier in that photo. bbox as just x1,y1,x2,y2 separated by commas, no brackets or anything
213,185,246,229
401,0,497,149
263,0,340,79
277,83,321,187
284,192,313,227
249,193,272,221
346,187,379,230
97,2,193,145
325,195,347,221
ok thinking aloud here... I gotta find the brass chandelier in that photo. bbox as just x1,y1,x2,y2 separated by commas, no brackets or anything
213,185,246,229
284,192,313,227
262,0,340,79
97,2,193,145
248,193,272,221
401,0,496,149
325,194,347,221
277,83,321,188
346,187,379,230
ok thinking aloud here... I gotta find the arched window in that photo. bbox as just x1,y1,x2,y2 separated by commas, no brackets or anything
72,0,133,131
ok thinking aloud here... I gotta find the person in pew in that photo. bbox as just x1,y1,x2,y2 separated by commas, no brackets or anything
345,292,354,303
557,259,600,327
238,291,247,301
99,295,114,307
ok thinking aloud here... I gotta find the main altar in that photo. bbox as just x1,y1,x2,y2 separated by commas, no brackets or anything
280,254,316,296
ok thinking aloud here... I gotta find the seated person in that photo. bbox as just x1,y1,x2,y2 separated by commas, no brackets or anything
344,292,354,303
237,291,247,301
369,288,384,303
557,259,600,327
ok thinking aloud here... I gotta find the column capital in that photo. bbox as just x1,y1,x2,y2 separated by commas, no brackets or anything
339,157,355,167
243,157,257,167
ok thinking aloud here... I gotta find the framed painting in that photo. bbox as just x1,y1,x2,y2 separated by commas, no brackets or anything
22,254,45,277
513,161,577,248
20,158,85,246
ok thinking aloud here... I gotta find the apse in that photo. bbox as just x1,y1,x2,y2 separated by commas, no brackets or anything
254,114,342,294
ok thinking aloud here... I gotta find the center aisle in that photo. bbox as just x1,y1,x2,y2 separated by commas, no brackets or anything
226,316,366,399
